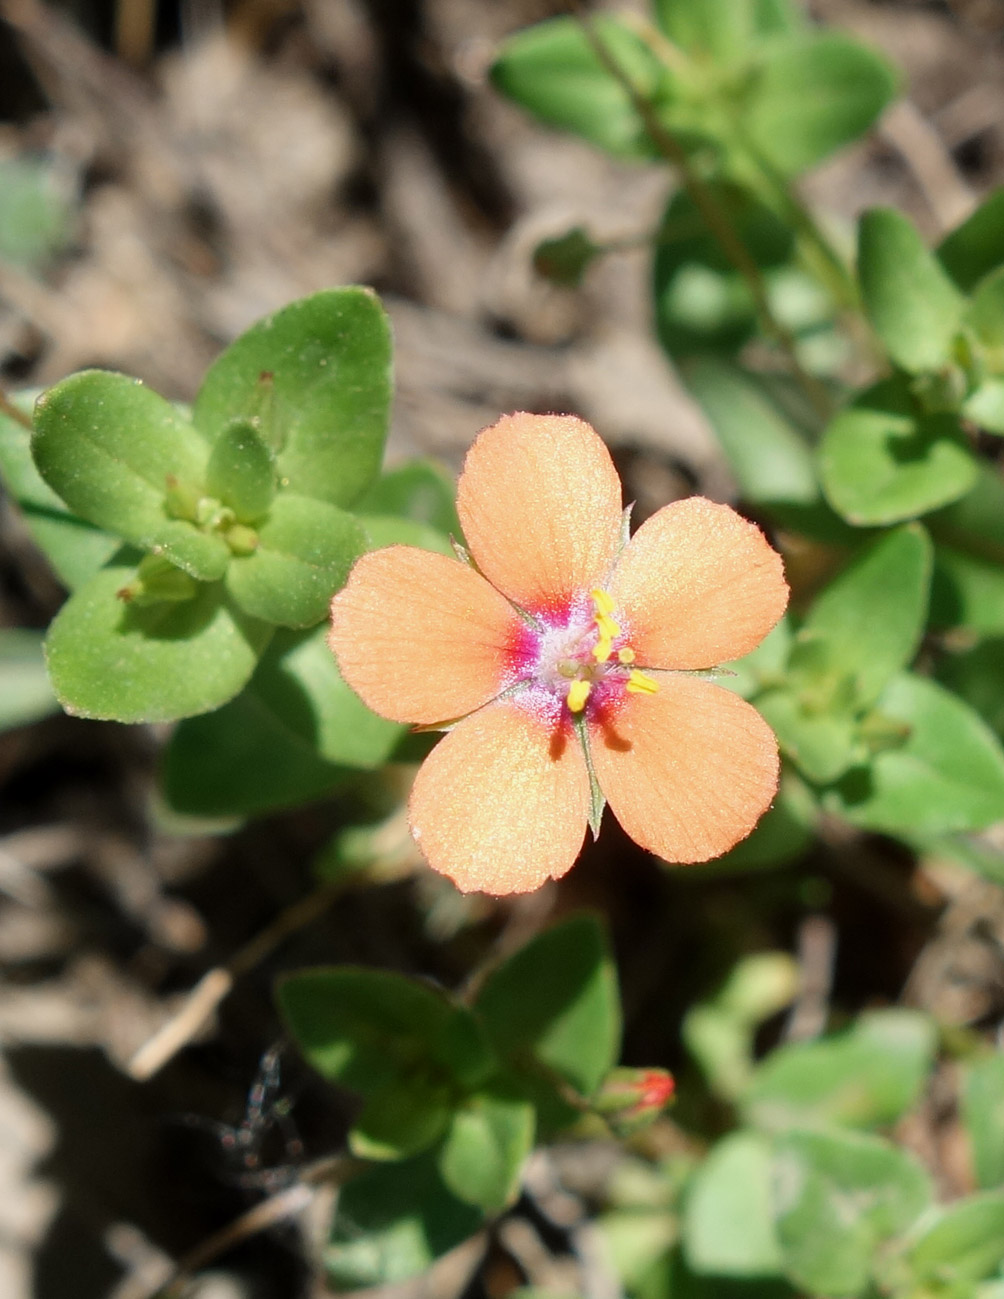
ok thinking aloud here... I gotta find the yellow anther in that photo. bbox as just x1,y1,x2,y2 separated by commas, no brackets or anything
626,669,659,696
595,612,621,641
593,636,613,663
591,588,616,616
567,679,592,712
617,646,636,664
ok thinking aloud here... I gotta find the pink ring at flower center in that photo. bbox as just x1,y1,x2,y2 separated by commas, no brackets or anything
504,588,658,726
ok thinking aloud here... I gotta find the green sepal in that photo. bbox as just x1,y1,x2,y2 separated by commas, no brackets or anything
820,377,977,525
193,287,392,508
224,493,366,627
31,371,220,574
44,565,271,722
205,417,276,522
858,208,964,373
573,711,606,839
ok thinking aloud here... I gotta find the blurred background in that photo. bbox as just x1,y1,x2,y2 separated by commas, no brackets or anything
2,1,1004,1296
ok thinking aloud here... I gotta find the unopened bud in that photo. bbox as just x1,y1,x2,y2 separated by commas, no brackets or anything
594,1067,675,1135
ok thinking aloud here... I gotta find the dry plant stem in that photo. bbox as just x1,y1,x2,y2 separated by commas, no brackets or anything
140,1156,357,1299
571,8,836,423
127,878,347,1081
0,386,33,432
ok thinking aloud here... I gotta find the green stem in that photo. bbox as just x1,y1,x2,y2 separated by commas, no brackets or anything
0,386,33,432
570,9,836,423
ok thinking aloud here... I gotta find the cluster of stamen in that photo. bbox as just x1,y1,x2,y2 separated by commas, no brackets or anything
550,589,658,715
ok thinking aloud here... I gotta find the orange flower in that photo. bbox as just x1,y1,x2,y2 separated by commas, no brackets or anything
329,413,788,895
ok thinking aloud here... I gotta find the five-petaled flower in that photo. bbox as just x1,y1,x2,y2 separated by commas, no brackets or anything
329,413,789,895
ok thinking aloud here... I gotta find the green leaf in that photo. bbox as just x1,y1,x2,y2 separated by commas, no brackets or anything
757,689,858,785
251,625,403,768
655,0,757,63
964,378,1004,435
0,393,120,589
45,566,271,722
966,266,1004,361
745,33,898,176
798,523,932,708
278,966,494,1095
963,1055,1004,1189
684,953,799,1102
474,914,620,1098
356,458,462,539
858,209,964,373
31,371,227,578
225,494,366,627
681,357,818,506
819,378,976,525
654,187,794,358
161,688,352,817
931,546,1004,636
205,417,276,522
771,1129,932,1298
938,188,1004,292
827,673,1004,834
438,1084,536,1212
326,1150,484,1289
0,629,59,732
193,287,392,508
930,462,1004,564
350,1078,453,1162
743,1010,937,1132
359,515,453,556
903,1192,1004,1291
490,17,665,160
684,1131,784,1277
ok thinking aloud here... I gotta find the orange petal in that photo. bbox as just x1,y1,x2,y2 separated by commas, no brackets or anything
409,701,590,894
590,677,779,863
456,412,624,614
329,546,522,724
609,497,788,669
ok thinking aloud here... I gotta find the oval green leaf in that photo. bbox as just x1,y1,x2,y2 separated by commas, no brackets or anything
858,209,964,373
225,494,366,627
820,378,977,525
193,288,392,508
45,566,271,722
438,1085,536,1212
